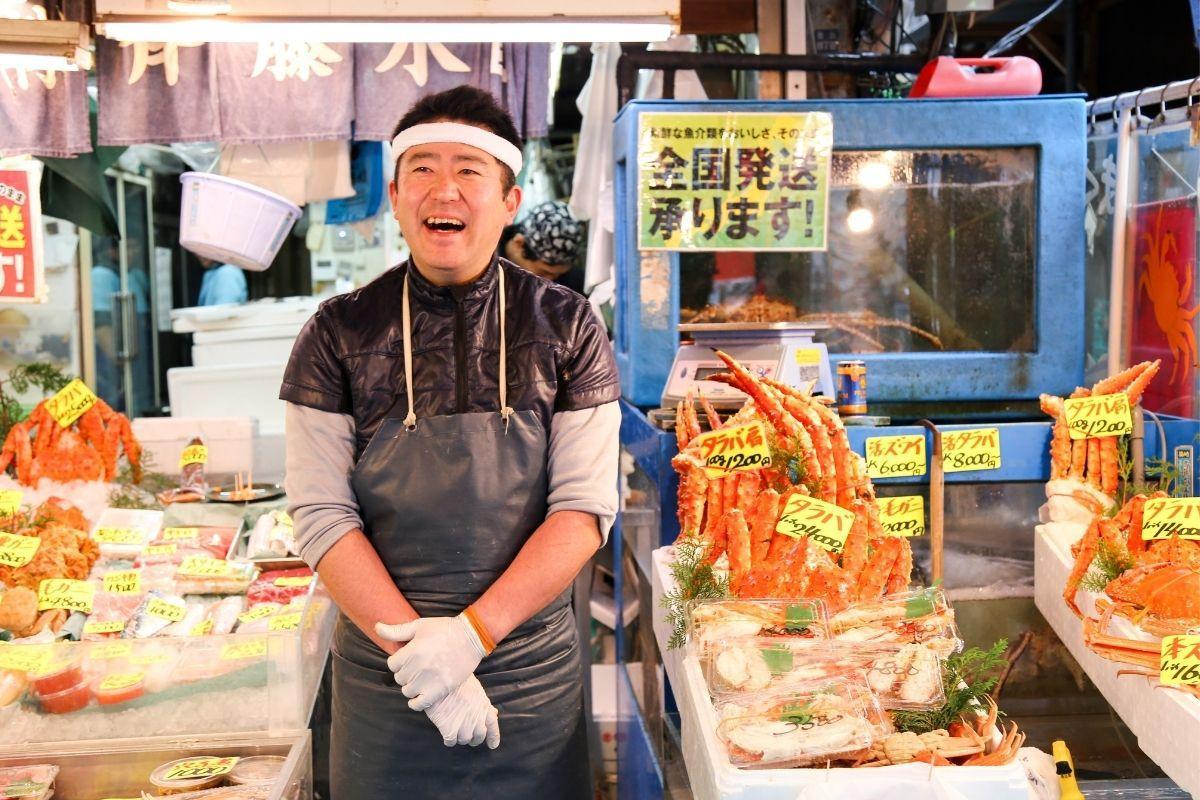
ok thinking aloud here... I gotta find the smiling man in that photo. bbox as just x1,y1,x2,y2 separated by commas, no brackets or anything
280,86,620,799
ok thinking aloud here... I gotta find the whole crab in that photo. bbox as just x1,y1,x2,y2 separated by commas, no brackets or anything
0,397,141,486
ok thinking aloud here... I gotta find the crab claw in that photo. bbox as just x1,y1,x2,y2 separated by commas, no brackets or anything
712,349,802,445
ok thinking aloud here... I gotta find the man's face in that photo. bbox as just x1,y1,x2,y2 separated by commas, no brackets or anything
389,139,521,285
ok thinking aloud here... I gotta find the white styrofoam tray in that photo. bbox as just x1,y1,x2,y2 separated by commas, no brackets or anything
650,547,1034,800
1034,523,1200,797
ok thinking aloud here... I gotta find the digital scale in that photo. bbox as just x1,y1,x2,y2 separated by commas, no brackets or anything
661,322,835,409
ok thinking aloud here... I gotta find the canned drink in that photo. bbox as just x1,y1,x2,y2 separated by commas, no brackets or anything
836,360,868,415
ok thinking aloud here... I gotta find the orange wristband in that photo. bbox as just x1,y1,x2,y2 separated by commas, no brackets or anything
463,605,496,655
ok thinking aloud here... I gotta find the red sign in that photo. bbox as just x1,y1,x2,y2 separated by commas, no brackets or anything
0,167,43,303
1131,199,1198,417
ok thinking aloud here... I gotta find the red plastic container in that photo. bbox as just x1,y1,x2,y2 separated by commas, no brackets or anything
92,672,146,706
31,658,83,697
909,56,1042,98
37,680,90,714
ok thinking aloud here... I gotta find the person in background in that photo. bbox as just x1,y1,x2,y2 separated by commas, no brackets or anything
498,200,585,293
197,256,248,305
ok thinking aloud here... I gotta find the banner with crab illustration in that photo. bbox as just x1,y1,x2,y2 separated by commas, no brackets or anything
1130,197,1199,418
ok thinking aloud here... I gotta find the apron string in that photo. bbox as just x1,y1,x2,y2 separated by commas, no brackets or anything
401,263,514,433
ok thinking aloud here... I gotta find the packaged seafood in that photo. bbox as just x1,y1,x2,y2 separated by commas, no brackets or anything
246,511,298,559
30,654,83,695
207,595,246,635
688,599,830,650
136,544,212,568
0,764,58,800
830,587,962,657
161,601,214,637
702,637,863,697
90,508,163,560
714,678,878,768
227,756,286,787
174,559,257,596
149,756,240,795
36,677,90,714
123,591,188,638
245,568,314,607
91,669,146,705
860,641,946,711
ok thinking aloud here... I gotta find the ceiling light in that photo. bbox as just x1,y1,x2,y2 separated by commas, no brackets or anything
0,18,92,70
856,161,892,191
97,17,676,43
846,208,874,234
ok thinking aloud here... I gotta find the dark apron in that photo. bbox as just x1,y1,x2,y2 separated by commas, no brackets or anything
328,268,590,800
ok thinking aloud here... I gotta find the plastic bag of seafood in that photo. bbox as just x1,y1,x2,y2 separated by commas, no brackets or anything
703,637,865,697
859,640,947,711
830,587,962,657
688,598,831,652
714,677,882,769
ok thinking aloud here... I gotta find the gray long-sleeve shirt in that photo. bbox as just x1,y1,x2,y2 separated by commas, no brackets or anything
284,400,621,568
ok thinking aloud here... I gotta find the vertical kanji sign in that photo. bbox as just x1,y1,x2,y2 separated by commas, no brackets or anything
0,165,45,303
637,112,833,251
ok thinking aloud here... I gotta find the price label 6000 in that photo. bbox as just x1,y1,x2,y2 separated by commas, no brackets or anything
864,435,926,479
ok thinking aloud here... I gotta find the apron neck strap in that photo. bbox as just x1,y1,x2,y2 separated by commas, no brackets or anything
401,264,514,431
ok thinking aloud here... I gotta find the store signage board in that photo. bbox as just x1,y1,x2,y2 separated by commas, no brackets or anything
0,164,46,303
941,428,1002,473
637,111,833,251
865,435,926,478
775,494,855,553
1141,498,1200,541
1063,393,1133,440
691,421,773,478
878,495,926,537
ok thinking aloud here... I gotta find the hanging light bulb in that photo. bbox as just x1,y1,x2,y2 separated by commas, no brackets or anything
846,207,874,234
856,160,892,191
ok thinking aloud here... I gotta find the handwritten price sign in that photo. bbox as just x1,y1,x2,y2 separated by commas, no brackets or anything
37,579,94,613
878,496,926,538
145,598,186,622
775,494,856,554
103,570,141,594
0,532,40,568
1063,393,1133,440
1141,498,1200,541
238,603,280,624
0,489,22,516
274,575,313,588
145,543,176,557
864,435,926,478
94,528,145,546
179,445,208,467
0,643,50,673
941,428,1001,473
98,672,143,692
90,642,132,660
268,612,303,632
221,640,267,661
162,758,240,782
1160,634,1200,686
44,378,98,428
161,527,199,542
691,421,773,478
83,620,125,636
178,556,233,577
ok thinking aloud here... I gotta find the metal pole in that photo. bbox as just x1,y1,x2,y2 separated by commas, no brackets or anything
1107,107,1133,377
919,419,944,585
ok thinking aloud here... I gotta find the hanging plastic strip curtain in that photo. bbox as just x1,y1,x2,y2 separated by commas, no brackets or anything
1126,111,1200,418
1084,121,1120,385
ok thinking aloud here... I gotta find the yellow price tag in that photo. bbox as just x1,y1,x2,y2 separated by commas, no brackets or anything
44,378,98,428
98,672,143,692
221,640,267,661
83,620,125,635
1160,634,1200,685
878,495,926,538
864,435,926,478
0,643,50,673
268,612,303,632
94,527,145,546
775,494,856,554
691,421,773,479
274,575,313,588
238,603,281,624
1141,498,1200,541
0,532,40,568
941,428,1001,473
131,652,171,666
190,619,213,636
37,578,94,613
0,489,23,516
1064,393,1133,440
145,598,186,622
178,556,232,577
161,527,199,542
89,641,132,660
145,543,177,557
103,570,141,595
161,758,240,782
179,444,208,467
794,348,822,366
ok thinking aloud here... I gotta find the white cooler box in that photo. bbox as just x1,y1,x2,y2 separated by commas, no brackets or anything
132,416,257,477
192,323,304,367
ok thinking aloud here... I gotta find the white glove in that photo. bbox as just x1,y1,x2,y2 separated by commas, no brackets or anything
424,674,501,749
376,615,487,711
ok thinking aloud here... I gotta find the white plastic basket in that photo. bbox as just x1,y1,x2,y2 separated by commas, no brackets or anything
179,172,302,272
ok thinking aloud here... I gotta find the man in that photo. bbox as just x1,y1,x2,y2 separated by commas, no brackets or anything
197,256,248,305
280,85,620,799
498,200,585,291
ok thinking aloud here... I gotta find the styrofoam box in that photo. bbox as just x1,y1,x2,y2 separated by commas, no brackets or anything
167,362,287,428
1035,524,1200,796
651,546,1033,800
132,416,256,477
191,323,304,367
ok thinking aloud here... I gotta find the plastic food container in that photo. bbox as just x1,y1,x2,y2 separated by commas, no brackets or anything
714,678,879,768
702,638,864,698
227,756,286,787
37,678,90,714
92,671,146,705
180,172,302,272
0,764,58,800
859,640,947,711
150,757,238,795
31,655,83,696
688,598,830,651
830,587,962,657
163,786,272,800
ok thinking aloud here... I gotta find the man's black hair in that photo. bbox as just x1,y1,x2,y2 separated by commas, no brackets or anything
391,86,522,191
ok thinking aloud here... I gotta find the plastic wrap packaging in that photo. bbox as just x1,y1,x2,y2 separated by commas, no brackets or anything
714,678,880,769
830,587,962,657
89,509,163,560
246,511,298,559
0,764,58,800
123,591,188,638
174,561,257,596
207,596,246,635
688,598,831,652
245,569,314,607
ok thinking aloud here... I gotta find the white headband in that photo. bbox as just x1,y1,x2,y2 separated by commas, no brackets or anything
390,122,523,177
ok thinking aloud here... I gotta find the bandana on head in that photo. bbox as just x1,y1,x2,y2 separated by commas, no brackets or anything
520,201,584,268
390,121,523,176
